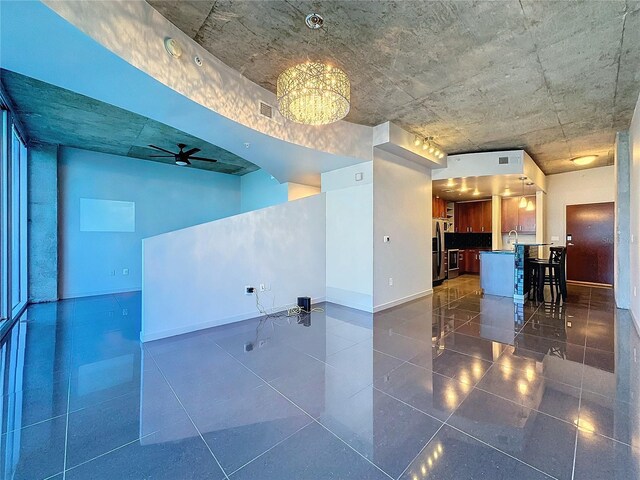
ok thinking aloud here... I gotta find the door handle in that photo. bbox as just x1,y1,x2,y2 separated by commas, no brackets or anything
568,243,575,246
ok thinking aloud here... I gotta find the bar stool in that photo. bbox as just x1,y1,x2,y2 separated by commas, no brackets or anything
529,247,567,302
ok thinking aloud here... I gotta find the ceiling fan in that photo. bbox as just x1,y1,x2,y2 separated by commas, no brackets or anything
148,143,218,166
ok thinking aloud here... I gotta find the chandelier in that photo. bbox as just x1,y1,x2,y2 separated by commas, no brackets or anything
276,14,350,126
277,62,350,125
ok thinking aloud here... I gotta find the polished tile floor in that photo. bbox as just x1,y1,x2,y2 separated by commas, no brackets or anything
1,276,638,479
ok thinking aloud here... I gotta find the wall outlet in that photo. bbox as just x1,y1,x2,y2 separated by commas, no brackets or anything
383,236,390,243
259,283,266,292
122,309,128,316
122,268,129,276
388,277,393,286
355,172,363,181
109,270,116,276
245,285,255,295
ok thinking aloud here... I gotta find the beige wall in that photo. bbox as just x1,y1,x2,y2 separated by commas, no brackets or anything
545,166,616,248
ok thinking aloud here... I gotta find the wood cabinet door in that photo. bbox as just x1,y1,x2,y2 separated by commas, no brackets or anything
481,201,492,233
519,196,536,233
501,197,518,233
467,202,482,233
458,251,466,273
455,203,467,232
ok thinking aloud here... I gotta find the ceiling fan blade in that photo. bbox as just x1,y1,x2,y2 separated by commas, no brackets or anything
189,156,218,162
148,144,176,155
149,155,175,158
183,147,201,157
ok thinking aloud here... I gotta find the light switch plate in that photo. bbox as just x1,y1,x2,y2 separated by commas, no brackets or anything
383,236,390,243
355,172,363,181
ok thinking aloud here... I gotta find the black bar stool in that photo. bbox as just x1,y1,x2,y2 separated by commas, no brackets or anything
529,247,567,302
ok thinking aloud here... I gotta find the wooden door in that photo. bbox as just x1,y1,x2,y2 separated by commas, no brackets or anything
566,202,614,285
501,197,518,233
481,201,492,233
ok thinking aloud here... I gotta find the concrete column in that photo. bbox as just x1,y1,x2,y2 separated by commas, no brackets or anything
615,131,631,309
491,195,502,250
27,143,58,302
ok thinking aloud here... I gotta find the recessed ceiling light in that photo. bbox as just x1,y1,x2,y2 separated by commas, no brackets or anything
571,155,598,166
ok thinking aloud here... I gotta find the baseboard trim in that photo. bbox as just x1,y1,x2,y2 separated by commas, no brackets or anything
373,289,433,313
61,287,142,299
566,280,613,289
141,296,326,342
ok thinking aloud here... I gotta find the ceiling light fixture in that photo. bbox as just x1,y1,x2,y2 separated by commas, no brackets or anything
518,177,528,209
414,136,422,147
571,155,598,166
276,14,350,125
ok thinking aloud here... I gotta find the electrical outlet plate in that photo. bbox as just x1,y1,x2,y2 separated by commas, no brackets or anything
122,268,129,275
388,277,393,286
259,283,266,292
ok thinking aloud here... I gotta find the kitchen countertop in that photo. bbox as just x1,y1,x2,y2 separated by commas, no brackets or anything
481,250,516,255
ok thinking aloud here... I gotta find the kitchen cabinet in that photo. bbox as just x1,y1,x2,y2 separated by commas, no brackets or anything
501,196,536,233
458,250,466,273
432,196,447,219
455,200,491,233
464,249,481,274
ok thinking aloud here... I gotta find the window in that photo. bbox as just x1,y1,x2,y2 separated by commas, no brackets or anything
0,100,28,327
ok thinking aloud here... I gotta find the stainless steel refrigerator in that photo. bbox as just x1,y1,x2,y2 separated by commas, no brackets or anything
432,219,446,285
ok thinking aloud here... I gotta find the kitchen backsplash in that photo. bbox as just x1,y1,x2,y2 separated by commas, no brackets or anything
445,233,492,249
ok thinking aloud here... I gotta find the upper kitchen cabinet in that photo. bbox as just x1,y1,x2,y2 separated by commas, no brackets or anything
432,196,447,219
455,200,491,233
501,196,536,233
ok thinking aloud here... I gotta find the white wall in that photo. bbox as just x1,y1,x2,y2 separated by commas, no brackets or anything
373,150,432,311
142,194,326,341
59,147,240,298
240,169,288,213
323,163,374,311
544,166,616,247
629,93,640,328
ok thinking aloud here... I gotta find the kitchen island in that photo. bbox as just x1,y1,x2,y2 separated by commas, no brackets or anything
480,244,548,302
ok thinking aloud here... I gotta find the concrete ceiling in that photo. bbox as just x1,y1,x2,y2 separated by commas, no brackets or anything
0,69,259,176
147,0,640,174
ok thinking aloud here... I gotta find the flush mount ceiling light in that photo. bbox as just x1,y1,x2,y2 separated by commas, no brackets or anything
164,38,182,58
276,14,350,125
571,155,598,166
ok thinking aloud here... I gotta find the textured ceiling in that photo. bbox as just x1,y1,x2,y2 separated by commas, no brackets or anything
147,0,640,174
0,69,258,175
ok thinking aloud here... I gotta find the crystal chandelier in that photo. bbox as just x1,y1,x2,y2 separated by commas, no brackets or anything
277,62,350,125
276,14,350,126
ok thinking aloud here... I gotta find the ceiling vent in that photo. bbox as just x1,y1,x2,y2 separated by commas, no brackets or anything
498,156,509,165
259,101,274,119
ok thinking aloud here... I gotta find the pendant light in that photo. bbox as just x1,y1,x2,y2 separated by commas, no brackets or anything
518,177,528,209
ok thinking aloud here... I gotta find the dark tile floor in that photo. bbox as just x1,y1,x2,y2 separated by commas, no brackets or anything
1,276,638,479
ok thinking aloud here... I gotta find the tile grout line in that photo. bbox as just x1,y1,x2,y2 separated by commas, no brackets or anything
394,346,495,480
571,287,592,480
445,423,559,479
225,421,313,477
213,341,395,480
147,350,231,480
61,300,77,480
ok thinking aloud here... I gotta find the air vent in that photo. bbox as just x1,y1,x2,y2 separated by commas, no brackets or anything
259,101,273,119
498,156,509,165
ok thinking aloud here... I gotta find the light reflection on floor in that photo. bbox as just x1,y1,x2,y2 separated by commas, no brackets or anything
0,276,637,479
